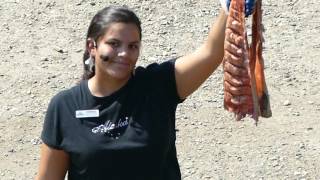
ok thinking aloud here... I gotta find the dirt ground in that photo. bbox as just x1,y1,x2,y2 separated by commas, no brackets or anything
0,0,319,179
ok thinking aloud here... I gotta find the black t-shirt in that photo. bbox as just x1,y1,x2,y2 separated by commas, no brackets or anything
41,59,184,180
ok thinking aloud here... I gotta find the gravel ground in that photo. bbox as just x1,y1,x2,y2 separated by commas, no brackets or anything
0,0,319,179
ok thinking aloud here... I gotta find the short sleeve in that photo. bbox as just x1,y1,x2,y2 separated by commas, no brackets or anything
41,93,64,149
144,58,185,105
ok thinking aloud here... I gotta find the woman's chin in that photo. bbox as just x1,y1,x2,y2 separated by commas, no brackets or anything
107,70,132,81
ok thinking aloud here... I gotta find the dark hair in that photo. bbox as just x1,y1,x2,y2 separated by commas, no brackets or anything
82,6,142,80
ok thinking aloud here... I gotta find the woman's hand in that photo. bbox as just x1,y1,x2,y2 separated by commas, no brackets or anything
219,0,257,17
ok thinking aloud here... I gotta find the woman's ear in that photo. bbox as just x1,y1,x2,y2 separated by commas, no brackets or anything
86,38,97,57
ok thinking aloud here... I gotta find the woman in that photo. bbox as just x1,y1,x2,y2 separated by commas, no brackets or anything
36,2,255,180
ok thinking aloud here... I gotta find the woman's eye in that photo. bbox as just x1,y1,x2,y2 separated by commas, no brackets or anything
129,44,139,50
107,41,119,47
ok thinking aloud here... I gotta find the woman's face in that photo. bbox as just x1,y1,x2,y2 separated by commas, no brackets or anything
93,22,141,81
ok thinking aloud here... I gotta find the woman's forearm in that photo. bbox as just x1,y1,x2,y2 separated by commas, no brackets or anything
201,9,227,71
174,9,228,98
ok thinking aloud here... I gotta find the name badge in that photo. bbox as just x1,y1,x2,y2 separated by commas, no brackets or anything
76,109,99,118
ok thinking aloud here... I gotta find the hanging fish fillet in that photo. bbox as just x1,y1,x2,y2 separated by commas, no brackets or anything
223,0,272,123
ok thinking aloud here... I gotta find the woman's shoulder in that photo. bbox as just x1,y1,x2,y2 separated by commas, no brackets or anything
48,82,83,107
135,58,177,77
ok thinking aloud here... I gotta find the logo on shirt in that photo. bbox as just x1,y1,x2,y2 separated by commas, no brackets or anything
91,117,129,138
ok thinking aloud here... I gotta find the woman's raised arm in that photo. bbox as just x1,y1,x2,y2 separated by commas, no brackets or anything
175,0,257,99
175,9,230,99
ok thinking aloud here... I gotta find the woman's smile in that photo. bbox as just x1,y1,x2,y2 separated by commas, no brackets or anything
110,60,131,69
93,22,141,81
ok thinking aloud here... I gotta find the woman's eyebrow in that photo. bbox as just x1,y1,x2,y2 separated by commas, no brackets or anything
105,38,140,44
130,41,140,44
105,38,120,42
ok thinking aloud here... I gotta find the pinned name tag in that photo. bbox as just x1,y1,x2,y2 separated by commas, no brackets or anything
76,109,99,118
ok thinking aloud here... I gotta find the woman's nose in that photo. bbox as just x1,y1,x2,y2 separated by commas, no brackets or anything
117,47,128,57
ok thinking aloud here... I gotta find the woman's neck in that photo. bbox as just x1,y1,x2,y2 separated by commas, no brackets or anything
88,74,130,97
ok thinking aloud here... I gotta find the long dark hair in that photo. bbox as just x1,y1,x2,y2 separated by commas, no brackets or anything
82,6,142,80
